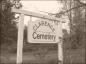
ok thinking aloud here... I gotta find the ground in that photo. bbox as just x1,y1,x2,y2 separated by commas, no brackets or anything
0,47,85,64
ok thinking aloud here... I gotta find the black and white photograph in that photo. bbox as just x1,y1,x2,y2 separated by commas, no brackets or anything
0,0,86,64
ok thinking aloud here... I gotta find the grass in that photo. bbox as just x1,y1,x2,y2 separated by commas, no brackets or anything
64,48,85,64
0,44,85,64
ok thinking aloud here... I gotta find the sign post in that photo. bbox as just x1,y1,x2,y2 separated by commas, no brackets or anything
12,8,63,64
58,40,63,64
16,14,24,64
57,22,63,64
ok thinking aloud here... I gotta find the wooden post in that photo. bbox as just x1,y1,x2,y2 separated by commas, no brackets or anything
11,8,63,64
58,22,63,64
58,40,63,64
16,14,24,64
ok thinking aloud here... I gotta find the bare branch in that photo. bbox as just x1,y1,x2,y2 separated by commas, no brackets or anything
76,0,86,5
56,4,85,16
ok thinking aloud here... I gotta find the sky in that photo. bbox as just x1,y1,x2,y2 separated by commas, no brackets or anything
16,0,70,32
20,1,63,24
21,1,63,14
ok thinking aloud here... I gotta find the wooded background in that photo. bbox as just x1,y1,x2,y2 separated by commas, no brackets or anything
0,0,86,64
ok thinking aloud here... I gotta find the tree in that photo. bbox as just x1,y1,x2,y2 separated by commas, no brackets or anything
0,0,22,47
70,0,85,48
59,0,86,49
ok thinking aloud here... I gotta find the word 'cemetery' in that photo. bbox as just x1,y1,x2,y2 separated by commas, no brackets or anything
33,32,56,41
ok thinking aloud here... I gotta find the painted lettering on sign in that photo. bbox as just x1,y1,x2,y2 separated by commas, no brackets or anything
33,32,56,41
28,19,57,43
33,21,55,32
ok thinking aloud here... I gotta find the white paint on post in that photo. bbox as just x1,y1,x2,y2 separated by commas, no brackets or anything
27,16,32,43
11,8,60,21
58,22,63,64
17,14,24,64
58,41,63,64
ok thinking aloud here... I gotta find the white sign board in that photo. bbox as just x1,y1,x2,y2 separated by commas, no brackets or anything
28,19,62,43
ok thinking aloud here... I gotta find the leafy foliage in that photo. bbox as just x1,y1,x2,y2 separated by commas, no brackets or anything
0,0,21,45
60,0,85,49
